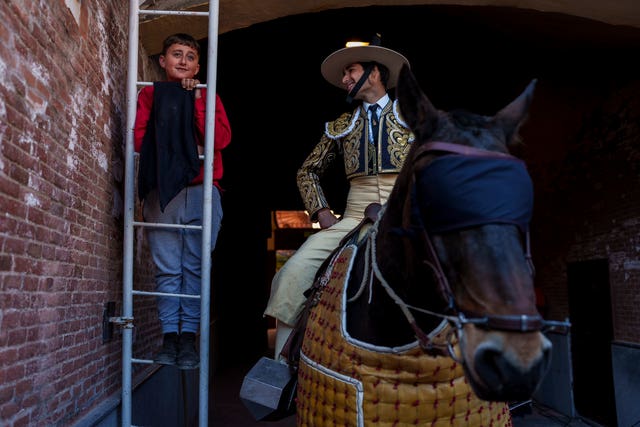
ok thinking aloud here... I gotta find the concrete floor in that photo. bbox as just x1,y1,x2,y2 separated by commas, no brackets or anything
210,360,296,427
511,403,599,427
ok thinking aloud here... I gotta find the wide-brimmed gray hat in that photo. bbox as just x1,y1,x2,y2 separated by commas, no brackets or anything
321,42,410,89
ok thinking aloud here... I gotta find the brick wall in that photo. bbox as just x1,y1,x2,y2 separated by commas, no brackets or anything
0,1,157,426
525,79,640,343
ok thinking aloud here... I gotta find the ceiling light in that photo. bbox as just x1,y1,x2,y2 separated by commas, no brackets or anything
345,41,369,48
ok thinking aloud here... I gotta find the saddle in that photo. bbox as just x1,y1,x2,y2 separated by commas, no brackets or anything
281,202,382,371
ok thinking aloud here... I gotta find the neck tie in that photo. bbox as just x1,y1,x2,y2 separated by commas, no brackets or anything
367,104,379,174
368,104,379,143
368,104,379,128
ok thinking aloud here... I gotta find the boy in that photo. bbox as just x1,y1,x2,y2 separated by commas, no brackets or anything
134,33,232,369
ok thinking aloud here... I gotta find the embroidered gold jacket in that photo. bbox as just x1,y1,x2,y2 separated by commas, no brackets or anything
297,100,413,220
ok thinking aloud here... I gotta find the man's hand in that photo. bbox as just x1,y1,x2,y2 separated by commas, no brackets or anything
316,208,339,229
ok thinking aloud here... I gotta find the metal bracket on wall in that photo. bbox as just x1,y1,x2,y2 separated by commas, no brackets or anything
102,301,116,343
109,315,135,329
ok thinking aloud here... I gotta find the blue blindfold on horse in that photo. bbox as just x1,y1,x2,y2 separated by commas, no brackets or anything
415,154,533,234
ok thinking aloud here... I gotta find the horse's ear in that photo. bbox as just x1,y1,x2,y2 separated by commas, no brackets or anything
397,64,437,138
494,79,537,144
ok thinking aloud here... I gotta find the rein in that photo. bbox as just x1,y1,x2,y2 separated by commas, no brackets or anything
358,142,570,358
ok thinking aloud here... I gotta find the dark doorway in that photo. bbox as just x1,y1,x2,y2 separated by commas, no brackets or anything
567,259,617,426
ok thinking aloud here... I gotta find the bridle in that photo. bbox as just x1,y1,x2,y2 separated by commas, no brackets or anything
357,141,571,359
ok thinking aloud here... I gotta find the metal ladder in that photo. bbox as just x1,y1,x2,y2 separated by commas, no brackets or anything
118,1,221,426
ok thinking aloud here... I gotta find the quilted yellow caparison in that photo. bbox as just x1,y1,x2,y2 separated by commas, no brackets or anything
296,244,512,427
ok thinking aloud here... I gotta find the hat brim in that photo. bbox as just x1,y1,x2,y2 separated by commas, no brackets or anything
321,45,410,89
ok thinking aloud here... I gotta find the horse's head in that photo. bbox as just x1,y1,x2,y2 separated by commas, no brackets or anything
381,65,560,401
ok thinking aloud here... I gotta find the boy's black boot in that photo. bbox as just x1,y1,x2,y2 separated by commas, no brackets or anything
177,332,199,370
154,332,178,365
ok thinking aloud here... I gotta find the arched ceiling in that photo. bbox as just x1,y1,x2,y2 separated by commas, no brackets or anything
139,0,640,55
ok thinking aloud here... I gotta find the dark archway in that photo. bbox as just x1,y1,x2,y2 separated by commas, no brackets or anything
203,5,640,368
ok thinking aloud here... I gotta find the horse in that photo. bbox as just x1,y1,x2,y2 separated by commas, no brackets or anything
290,65,569,426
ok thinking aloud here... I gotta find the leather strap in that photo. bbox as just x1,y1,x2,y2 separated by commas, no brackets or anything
345,63,374,103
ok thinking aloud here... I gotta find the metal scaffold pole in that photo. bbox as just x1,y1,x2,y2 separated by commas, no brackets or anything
200,1,220,425
122,2,139,426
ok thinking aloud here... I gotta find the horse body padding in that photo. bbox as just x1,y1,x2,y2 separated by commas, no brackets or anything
296,244,513,427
